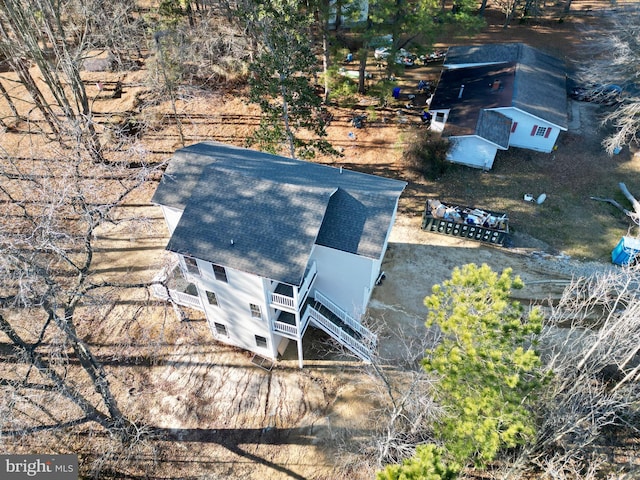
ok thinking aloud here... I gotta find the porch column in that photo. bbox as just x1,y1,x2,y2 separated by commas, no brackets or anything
297,338,304,369
295,305,303,368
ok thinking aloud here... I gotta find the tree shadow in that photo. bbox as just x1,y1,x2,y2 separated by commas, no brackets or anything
149,425,361,480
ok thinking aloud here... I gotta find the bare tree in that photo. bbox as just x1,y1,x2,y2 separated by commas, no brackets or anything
510,264,640,477
0,0,105,160
591,182,640,226
84,1,147,71
0,145,164,444
325,314,443,472
572,7,640,155
493,0,523,27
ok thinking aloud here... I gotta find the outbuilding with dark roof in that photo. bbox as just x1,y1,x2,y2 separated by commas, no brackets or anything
428,42,567,169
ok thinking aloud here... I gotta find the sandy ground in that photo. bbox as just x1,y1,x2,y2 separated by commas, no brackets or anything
367,94,618,361
0,2,633,479
79,123,616,480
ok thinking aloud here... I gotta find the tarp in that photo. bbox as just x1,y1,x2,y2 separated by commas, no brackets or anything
611,236,640,266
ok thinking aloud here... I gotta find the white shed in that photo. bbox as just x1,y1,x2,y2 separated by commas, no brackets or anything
429,43,567,169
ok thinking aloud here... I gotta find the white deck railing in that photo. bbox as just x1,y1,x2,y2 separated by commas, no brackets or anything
270,293,296,310
151,261,204,311
269,262,317,311
272,307,314,338
308,306,372,362
153,283,204,311
314,291,376,346
170,290,203,310
273,320,298,336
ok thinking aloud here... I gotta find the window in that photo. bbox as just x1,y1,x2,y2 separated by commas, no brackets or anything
214,322,228,336
530,125,552,138
435,112,445,123
213,264,228,283
250,303,262,319
206,291,218,306
184,256,200,275
510,121,518,133
255,335,267,348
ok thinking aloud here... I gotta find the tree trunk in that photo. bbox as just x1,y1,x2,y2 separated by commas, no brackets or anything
563,0,573,13
479,0,489,16
321,18,330,104
0,78,21,122
503,0,521,28
619,182,640,218
334,0,343,31
358,47,367,94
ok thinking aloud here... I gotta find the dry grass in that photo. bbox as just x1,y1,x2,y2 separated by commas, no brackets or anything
385,4,640,262
397,104,640,262
1,2,639,479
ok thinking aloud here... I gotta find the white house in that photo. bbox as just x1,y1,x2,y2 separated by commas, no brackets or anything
328,0,369,28
151,142,406,368
429,43,568,170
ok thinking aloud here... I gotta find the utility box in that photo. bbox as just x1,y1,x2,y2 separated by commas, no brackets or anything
611,236,640,265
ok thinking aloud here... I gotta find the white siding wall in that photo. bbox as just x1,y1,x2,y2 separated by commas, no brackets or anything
494,107,561,153
446,137,500,170
187,257,278,359
428,109,450,133
372,197,400,286
309,245,376,319
160,206,184,235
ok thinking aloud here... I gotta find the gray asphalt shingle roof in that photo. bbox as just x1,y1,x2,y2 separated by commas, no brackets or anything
437,43,567,132
315,188,398,257
444,43,525,67
476,110,512,148
152,142,406,286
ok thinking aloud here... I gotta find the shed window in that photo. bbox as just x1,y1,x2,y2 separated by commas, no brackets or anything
184,256,200,275
510,121,518,133
535,126,548,137
255,335,267,348
435,112,445,122
213,264,228,283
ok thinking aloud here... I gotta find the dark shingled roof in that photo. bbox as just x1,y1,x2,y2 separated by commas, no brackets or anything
430,63,515,140
152,142,406,286
476,110,512,148
436,43,567,133
315,188,398,257
444,43,524,67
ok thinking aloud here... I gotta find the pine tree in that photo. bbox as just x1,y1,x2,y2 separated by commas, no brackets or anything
422,264,543,467
245,1,336,159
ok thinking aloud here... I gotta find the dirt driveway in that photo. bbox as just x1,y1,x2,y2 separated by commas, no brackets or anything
367,92,618,360
367,211,615,362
